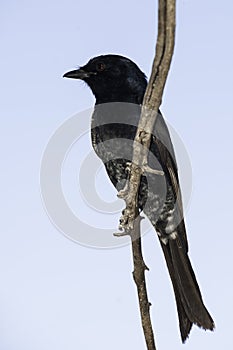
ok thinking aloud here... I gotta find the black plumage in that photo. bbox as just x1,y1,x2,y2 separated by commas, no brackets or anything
63,54,214,342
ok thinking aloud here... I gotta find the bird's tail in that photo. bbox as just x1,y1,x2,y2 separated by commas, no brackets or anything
158,221,215,342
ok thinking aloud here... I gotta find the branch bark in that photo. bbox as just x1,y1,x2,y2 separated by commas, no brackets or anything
130,215,156,350
119,0,176,233
116,1,176,349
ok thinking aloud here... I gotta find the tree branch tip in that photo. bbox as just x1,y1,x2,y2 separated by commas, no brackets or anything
143,165,164,176
113,231,129,237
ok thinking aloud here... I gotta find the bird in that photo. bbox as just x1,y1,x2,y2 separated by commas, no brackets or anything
63,54,214,342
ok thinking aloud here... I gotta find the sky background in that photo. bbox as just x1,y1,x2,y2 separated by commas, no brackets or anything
1,0,233,349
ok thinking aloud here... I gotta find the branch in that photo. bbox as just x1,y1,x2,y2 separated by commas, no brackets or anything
119,0,176,233
115,1,176,349
130,215,156,350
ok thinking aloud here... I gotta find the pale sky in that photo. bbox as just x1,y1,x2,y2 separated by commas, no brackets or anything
1,1,233,349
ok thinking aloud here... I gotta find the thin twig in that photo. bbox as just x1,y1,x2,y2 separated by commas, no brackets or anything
130,215,156,350
115,1,176,349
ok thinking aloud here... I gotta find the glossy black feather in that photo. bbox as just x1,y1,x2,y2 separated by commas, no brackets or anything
63,54,214,342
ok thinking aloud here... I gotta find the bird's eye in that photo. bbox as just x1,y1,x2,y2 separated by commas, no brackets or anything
96,62,106,72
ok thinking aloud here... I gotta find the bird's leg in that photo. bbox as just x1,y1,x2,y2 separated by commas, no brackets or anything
117,160,163,235
118,161,164,201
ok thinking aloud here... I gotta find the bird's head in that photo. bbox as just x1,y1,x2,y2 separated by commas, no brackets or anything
63,55,147,104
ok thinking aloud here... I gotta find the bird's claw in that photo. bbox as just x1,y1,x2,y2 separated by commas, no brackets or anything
117,188,129,199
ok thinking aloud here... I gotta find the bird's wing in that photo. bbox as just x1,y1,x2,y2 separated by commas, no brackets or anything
150,111,188,251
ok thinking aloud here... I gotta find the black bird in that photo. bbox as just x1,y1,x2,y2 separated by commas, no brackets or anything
63,54,214,342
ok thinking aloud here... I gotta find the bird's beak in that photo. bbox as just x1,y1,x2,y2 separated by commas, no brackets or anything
63,68,90,80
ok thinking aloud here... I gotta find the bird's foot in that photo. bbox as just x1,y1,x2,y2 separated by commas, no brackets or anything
118,208,132,231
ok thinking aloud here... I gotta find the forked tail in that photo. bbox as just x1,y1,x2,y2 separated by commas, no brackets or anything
158,222,215,342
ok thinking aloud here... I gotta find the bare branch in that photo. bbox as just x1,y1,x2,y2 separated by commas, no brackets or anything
129,215,156,350
119,0,176,233
115,1,176,349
